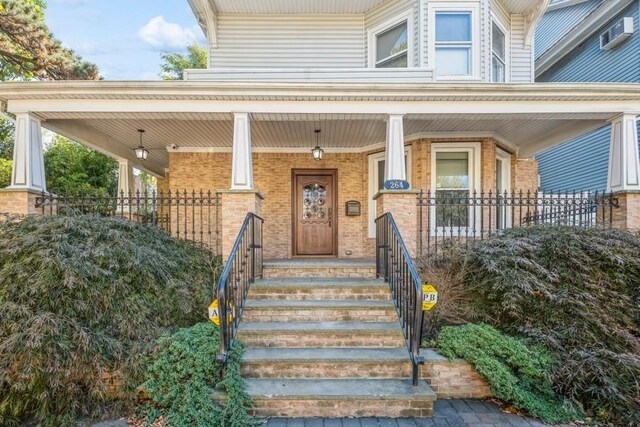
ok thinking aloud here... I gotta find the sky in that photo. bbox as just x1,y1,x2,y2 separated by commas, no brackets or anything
45,0,206,80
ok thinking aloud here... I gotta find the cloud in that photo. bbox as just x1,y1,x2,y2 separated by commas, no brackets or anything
138,16,201,50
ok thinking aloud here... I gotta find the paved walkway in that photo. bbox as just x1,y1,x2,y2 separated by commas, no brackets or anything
259,400,550,427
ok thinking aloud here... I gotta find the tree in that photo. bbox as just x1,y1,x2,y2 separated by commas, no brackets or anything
44,136,118,194
0,158,10,187
0,118,12,159
0,0,99,80
159,43,206,80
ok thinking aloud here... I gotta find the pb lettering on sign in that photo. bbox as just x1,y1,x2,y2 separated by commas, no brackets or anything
422,284,438,311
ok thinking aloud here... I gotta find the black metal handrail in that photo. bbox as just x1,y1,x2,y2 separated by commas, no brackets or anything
216,212,264,365
376,212,424,386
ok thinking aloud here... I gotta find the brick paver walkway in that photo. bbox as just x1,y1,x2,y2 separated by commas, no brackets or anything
259,400,551,427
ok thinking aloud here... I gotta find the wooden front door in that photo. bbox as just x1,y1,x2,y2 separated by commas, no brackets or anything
292,169,337,256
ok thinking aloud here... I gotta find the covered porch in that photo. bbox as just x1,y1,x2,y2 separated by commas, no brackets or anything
2,81,639,259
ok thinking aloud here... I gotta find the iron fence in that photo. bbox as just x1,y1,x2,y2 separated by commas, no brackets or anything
35,190,222,252
417,189,619,258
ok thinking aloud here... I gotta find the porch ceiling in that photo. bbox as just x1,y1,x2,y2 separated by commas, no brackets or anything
209,0,387,14
38,111,614,177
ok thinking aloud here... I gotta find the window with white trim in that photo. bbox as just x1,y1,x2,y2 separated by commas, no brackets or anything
375,21,409,68
491,21,506,83
430,143,481,233
435,12,472,77
368,149,412,238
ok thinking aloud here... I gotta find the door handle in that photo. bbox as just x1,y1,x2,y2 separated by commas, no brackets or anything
328,207,332,227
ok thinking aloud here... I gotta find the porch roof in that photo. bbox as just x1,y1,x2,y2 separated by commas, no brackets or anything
2,81,640,177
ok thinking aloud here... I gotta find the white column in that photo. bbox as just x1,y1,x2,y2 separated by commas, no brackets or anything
231,113,254,190
9,113,46,191
607,114,640,192
117,159,134,195
384,114,407,182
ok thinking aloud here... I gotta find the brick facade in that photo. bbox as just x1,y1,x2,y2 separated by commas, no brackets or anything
0,189,41,215
421,350,492,399
612,191,640,231
167,139,537,258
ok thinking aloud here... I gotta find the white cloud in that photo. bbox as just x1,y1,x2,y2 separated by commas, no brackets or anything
138,16,201,50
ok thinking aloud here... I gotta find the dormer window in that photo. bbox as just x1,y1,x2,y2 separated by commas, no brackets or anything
375,21,408,68
435,12,472,77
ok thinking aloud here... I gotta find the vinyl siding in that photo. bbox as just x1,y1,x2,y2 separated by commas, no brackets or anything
210,15,366,68
534,0,603,59
510,14,533,82
535,1,640,191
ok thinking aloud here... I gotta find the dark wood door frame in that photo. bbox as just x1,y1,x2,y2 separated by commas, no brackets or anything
291,169,338,257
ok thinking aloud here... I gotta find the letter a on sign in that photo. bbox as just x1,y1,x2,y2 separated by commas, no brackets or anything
422,284,438,311
208,299,220,326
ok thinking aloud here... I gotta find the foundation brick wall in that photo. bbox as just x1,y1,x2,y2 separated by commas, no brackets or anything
375,191,420,257
612,191,640,231
0,190,41,215
421,351,492,399
513,158,539,193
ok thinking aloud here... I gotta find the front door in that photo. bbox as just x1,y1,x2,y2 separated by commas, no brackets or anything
292,169,337,256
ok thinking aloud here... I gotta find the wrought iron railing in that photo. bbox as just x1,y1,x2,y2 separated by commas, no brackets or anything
417,189,618,258
216,212,264,366
376,212,424,386
35,190,221,251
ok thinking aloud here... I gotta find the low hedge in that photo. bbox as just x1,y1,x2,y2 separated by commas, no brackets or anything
0,214,219,426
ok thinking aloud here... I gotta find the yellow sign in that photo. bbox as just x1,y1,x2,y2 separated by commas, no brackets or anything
422,284,438,311
208,300,220,326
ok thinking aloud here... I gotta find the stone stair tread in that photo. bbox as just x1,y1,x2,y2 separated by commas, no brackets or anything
243,378,436,400
239,321,401,332
245,300,395,308
253,278,386,287
243,347,409,362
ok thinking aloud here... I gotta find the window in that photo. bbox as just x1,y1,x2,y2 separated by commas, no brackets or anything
430,143,481,233
435,12,472,77
375,21,409,68
368,149,412,238
491,21,506,82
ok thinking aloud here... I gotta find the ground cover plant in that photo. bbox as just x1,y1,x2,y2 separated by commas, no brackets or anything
0,214,219,426
422,226,640,425
437,323,582,424
137,322,259,427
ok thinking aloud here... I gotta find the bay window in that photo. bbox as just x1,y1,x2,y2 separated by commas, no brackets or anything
375,21,409,68
492,21,506,82
435,12,473,77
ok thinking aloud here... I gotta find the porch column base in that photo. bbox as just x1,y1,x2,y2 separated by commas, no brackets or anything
0,188,42,216
611,191,640,231
219,189,264,261
374,190,420,257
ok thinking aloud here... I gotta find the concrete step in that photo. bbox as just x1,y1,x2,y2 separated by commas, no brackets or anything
237,321,405,348
262,259,376,279
242,347,413,379
249,278,390,301
229,378,435,417
242,299,398,322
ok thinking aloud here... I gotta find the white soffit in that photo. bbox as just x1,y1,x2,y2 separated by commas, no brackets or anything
499,0,539,13
211,0,387,14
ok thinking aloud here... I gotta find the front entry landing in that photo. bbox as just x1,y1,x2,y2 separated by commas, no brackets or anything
292,169,337,257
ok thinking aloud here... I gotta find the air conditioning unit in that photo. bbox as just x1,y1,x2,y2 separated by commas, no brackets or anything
600,17,634,50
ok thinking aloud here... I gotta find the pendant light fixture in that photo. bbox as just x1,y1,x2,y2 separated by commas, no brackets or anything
311,129,324,161
134,129,149,160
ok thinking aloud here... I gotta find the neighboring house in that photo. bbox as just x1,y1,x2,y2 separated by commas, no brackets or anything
3,0,638,259
535,0,640,191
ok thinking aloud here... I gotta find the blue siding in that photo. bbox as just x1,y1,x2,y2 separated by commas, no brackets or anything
536,121,640,191
535,0,603,59
536,1,640,191
538,2,640,82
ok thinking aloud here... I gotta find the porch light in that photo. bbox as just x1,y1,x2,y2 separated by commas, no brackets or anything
134,129,149,161
311,129,324,161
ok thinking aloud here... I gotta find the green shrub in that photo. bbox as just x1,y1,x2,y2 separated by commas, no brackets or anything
435,226,640,425
138,322,258,427
437,323,582,424
0,214,220,426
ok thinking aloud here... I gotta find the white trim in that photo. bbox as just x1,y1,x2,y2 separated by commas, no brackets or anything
495,147,512,228
490,13,510,83
547,0,592,12
536,0,635,76
430,142,482,235
367,10,415,69
607,113,640,191
9,112,46,191
428,1,482,80
368,147,412,238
